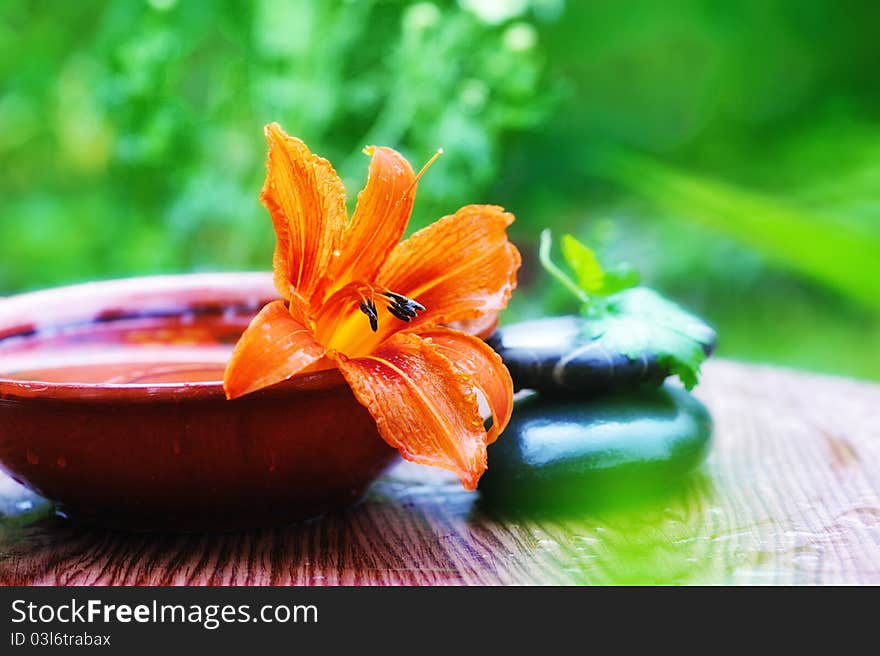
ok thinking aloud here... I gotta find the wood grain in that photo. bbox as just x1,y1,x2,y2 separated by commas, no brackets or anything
1,359,878,585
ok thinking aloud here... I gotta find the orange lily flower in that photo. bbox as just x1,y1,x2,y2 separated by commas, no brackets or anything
223,123,520,489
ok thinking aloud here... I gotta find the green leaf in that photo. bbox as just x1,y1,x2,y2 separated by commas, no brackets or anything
542,231,639,302
540,230,711,389
561,233,604,293
599,263,641,295
584,287,713,390
538,230,591,305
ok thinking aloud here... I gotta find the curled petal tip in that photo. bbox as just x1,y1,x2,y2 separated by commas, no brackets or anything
461,476,479,492
264,122,283,138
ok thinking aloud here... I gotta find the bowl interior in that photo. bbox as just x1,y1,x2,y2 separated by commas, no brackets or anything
0,273,396,530
0,273,278,389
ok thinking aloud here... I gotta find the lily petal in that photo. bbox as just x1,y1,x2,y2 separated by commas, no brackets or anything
224,300,326,399
261,123,347,302
420,327,513,444
328,146,416,290
377,205,520,331
333,332,488,489
447,312,499,340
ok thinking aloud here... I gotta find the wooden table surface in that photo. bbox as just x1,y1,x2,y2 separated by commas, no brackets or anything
1,359,878,585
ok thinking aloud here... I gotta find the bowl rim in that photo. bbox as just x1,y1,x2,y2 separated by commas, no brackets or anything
0,272,346,403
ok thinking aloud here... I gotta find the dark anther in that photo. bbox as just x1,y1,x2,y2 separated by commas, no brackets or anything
386,303,412,322
360,291,425,329
384,292,426,326
359,300,378,332
389,300,416,319
384,291,426,313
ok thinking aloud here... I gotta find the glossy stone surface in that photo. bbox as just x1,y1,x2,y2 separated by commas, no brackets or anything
488,313,716,393
480,385,712,512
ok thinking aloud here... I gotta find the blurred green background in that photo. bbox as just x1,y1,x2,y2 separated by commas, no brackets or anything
2,0,878,379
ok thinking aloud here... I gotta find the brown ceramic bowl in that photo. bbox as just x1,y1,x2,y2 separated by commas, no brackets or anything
0,273,397,531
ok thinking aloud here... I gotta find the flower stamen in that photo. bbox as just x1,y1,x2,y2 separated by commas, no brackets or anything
414,148,443,184
383,291,426,323
358,297,379,332
353,287,426,331
393,148,445,203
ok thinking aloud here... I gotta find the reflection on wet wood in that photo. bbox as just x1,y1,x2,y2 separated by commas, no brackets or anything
1,359,878,585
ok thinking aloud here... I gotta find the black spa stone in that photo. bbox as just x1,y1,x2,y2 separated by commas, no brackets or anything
487,305,716,394
479,384,712,511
